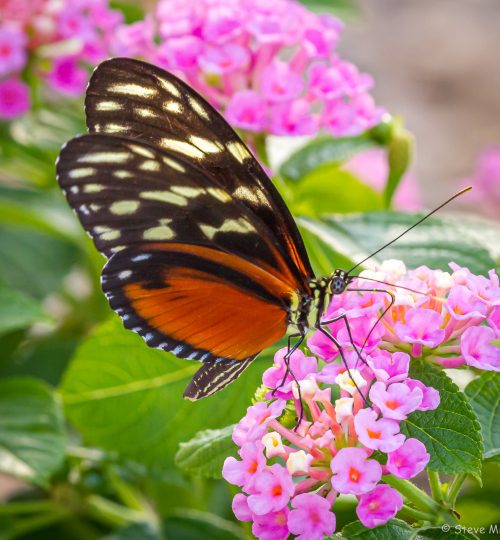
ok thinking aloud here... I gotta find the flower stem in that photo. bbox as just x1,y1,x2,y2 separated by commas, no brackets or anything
447,473,468,506
85,495,148,528
383,475,440,515
8,507,70,540
398,503,434,523
0,499,59,515
428,470,444,503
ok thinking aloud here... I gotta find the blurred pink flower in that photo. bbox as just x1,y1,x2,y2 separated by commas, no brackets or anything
461,145,500,220
225,90,267,132
0,25,27,77
46,57,88,97
126,0,384,138
343,148,422,211
0,78,30,119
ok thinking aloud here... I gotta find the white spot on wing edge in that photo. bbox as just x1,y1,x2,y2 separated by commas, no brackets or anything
132,254,151,262
118,270,132,280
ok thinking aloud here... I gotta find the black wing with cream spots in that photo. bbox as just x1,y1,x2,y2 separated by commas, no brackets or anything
57,134,296,279
84,57,314,288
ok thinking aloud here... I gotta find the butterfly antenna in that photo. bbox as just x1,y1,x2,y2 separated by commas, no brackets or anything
349,275,426,296
347,186,472,274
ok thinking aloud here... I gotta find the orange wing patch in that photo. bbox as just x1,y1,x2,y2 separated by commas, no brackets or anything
103,242,294,364
125,268,287,361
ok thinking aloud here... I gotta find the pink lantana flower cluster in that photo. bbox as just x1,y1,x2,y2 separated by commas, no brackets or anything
223,346,435,539
0,0,123,119
461,145,500,220
309,260,500,372
117,0,384,137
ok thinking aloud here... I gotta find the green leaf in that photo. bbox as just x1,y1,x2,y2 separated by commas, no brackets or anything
175,425,237,479
280,134,379,182
340,520,480,540
0,377,65,486
299,225,354,278
401,360,482,479
299,212,498,276
0,225,81,299
0,287,48,335
60,318,267,472
465,372,500,461
341,519,418,539
289,166,383,217
417,526,480,539
102,522,160,540
163,510,244,540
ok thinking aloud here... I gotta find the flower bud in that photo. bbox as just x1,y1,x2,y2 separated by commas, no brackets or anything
286,450,312,475
335,370,366,395
292,377,319,399
262,431,286,458
335,397,354,422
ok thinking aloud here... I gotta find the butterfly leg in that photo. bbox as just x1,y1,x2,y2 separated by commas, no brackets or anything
271,332,306,428
316,322,369,405
320,312,367,370
272,333,303,394
346,287,395,354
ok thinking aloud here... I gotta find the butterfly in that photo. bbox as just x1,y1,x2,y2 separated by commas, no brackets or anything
56,57,467,401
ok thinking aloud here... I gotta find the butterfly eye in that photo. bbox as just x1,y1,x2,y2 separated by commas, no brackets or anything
330,277,347,294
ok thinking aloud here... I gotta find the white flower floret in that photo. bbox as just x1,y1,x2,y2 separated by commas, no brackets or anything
262,431,286,458
334,397,354,423
286,450,312,475
335,370,366,395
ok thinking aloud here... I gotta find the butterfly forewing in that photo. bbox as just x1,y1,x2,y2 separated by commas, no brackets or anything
85,57,314,289
57,134,301,290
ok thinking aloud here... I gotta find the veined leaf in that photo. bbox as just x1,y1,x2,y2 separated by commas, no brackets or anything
465,372,500,461
280,134,379,182
60,318,267,472
175,425,236,479
0,377,65,486
0,287,48,335
299,212,498,276
401,360,482,480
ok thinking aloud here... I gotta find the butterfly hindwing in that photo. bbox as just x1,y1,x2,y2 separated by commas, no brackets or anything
101,242,293,397
85,57,314,288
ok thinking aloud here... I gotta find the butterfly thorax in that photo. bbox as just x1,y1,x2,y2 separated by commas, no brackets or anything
288,269,351,334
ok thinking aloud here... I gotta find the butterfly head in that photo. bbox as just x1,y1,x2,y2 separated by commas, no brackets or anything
327,269,352,295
